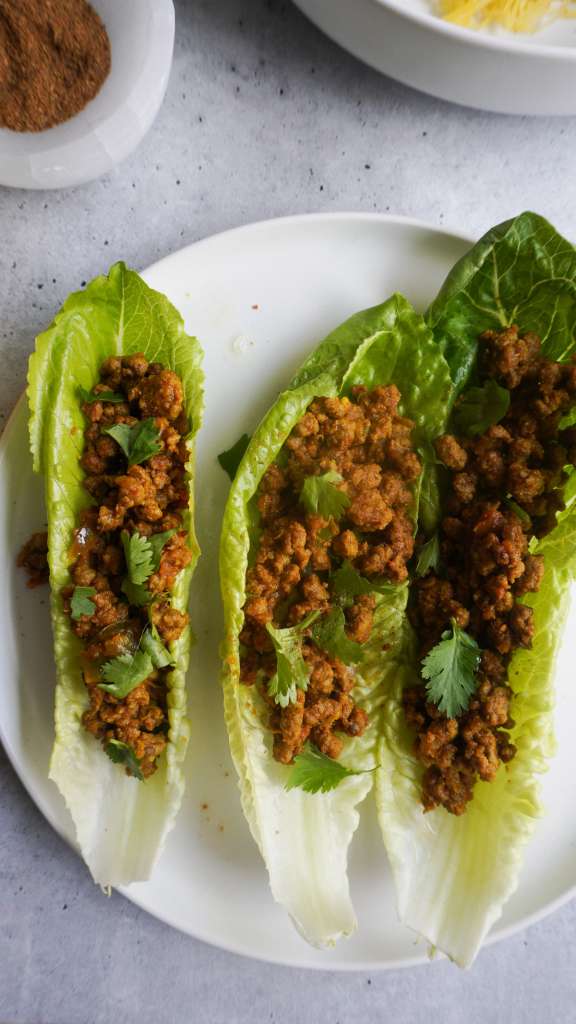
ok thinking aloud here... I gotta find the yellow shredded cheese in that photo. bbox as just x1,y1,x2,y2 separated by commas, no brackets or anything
439,0,575,33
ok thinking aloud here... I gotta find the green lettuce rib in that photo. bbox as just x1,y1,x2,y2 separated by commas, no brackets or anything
377,212,576,966
28,263,203,887
220,294,452,945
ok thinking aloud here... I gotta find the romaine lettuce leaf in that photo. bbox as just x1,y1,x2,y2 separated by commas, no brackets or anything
427,211,576,388
220,295,452,945
27,263,203,888
376,497,576,967
376,213,576,966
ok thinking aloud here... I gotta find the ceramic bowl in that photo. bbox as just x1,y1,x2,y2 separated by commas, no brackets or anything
0,0,175,189
294,0,576,115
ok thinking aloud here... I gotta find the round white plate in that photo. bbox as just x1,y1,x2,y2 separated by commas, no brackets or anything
294,0,576,116
2,213,576,969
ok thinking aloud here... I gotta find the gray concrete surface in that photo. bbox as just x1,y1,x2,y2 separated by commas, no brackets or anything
1,1,576,1021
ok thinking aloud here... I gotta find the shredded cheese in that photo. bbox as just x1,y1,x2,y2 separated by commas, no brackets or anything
438,0,576,33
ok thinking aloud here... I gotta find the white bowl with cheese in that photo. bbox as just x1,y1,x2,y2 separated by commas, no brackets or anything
294,0,576,115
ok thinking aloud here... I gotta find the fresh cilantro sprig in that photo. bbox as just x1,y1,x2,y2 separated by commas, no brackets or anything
121,579,151,606
421,619,480,718
121,528,177,596
98,625,175,700
70,586,96,619
104,739,144,781
332,561,395,601
453,380,510,437
217,434,251,480
148,530,177,567
266,611,320,708
300,471,350,520
121,530,153,585
311,606,365,664
99,649,154,699
105,418,163,466
415,535,440,577
79,386,124,405
285,746,375,794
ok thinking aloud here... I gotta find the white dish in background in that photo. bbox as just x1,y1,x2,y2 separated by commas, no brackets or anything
2,213,576,969
294,0,576,115
0,0,174,190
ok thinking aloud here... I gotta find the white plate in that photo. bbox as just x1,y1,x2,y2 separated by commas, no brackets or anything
294,0,576,116
0,0,174,190
2,213,576,970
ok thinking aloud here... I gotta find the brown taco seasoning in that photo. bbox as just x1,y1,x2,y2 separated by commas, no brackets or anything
0,0,111,132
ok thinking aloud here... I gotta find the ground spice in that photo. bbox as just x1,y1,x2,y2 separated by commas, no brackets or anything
0,0,111,133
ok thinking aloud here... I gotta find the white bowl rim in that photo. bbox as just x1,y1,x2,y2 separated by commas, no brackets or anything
371,0,576,60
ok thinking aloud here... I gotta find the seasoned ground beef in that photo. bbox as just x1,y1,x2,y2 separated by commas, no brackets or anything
17,530,49,587
240,385,421,764
62,354,191,779
405,326,576,815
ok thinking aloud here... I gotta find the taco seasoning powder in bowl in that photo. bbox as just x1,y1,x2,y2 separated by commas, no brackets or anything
0,0,111,133
0,0,175,189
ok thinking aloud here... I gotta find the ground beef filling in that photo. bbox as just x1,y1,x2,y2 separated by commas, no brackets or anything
240,385,421,764
17,530,49,587
405,326,576,815
62,354,191,779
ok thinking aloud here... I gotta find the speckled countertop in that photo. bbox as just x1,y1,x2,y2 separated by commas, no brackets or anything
2,2,576,1022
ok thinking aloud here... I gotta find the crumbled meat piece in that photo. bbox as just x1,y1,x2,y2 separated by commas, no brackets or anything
17,531,49,587
480,325,541,389
435,435,468,470
514,554,544,596
130,367,184,421
150,603,189,643
346,595,376,644
421,762,475,816
148,533,192,594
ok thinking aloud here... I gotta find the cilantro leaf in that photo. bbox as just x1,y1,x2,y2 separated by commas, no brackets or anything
453,379,510,437
148,530,177,569
285,747,363,794
79,386,124,404
104,418,163,466
332,560,395,601
121,530,153,585
70,586,96,619
317,526,334,542
421,619,480,718
141,626,174,668
265,611,320,707
104,739,144,781
311,606,365,664
559,405,576,430
300,471,350,520
99,649,154,698
217,434,251,480
504,497,532,528
121,578,151,606
120,530,176,602
415,535,440,577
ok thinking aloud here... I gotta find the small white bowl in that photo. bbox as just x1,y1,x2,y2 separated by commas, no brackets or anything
294,0,576,115
0,0,174,190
